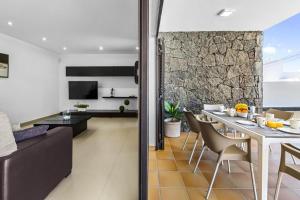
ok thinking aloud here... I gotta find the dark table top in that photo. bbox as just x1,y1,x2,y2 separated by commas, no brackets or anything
34,115,91,125
62,109,138,113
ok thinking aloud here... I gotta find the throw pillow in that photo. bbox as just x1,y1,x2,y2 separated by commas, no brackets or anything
0,112,17,157
13,125,49,143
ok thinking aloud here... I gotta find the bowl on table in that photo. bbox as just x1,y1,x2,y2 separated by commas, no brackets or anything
237,112,248,118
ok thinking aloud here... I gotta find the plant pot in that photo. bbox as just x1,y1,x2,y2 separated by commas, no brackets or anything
164,118,181,138
77,108,87,112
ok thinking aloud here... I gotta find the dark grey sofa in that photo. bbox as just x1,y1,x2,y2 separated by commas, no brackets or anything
0,127,73,200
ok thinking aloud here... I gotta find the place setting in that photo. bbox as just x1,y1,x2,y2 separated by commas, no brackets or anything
207,103,300,135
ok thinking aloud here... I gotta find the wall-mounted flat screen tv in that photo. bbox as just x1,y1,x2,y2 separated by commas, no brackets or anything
69,81,98,99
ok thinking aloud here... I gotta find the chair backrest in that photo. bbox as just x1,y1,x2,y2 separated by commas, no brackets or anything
203,104,224,111
183,111,201,133
198,120,229,153
266,109,294,120
279,144,300,179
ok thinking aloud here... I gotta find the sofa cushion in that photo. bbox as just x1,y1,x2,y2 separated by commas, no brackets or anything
0,112,17,157
13,125,49,143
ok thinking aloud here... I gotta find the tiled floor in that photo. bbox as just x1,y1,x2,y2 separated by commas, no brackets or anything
44,117,139,200
148,132,300,200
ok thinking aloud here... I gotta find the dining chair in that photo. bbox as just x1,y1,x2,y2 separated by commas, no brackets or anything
266,108,294,121
183,110,203,164
274,143,300,200
194,120,257,200
266,109,296,164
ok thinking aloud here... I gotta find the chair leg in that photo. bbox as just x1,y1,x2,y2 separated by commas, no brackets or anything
227,160,231,174
291,154,297,165
189,139,198,164
249,163,258,200
182,131,191,150
274,172,284,200
193,146,206,173
205,158,222,200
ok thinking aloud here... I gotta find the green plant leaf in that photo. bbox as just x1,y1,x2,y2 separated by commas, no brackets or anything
164,101,171,112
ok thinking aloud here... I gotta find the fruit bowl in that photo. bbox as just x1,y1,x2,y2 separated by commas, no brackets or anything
237,112,248,118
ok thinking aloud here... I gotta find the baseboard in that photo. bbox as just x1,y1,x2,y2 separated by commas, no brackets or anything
21,113,60,127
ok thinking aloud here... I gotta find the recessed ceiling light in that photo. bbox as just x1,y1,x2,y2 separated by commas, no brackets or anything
136,46,140,50
99,46,104,50
217,9,235,17
42,37,47,41
63,46,67,51
7,21,13,26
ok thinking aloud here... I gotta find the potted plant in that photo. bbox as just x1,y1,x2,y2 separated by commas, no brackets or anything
74,104,89,112
164,101,182,138
124,99,130,110
119,105,125,113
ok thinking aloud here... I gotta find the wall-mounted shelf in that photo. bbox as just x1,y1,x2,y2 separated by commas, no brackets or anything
66,66,134,77
61,110,138,118
102,96,138,99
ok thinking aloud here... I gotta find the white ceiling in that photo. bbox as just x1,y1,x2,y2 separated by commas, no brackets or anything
160,0,300,32
0,0,138,54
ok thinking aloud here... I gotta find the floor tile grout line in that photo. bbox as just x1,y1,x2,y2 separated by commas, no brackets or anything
97,131,130,200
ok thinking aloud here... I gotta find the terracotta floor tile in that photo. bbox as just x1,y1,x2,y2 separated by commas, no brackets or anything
148,133,300,199
171,142,183,152
157,160,177,171
160,188,189,200
268,188,300,200
163,145,172,151
227,173,254,189
149,159,157,172
213,189,247,200
148,187,160,200
281,174,300,189
195,160,215,172
185,142,203,152
187,188,217,200
202,172,236,188
175,160,194,171
158,171,184,187
237,189,257,200
156,150,174,160
149,171,159,187
181,172,209,188
173,151,192,161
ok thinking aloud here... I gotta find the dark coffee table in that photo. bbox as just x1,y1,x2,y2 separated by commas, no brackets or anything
34,115,91,137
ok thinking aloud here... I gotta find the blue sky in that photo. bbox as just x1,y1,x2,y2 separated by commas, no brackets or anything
263,13,300,64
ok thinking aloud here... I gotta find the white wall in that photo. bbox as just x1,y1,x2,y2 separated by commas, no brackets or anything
59,54,138,111
263,81,300,107
0,33,59,124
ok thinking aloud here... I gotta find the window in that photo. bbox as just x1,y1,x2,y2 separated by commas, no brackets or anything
264,13,300,82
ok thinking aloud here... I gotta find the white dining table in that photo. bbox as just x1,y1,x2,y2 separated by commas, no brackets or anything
202,110,300,200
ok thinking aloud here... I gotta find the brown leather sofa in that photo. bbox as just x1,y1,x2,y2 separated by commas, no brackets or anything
0,127,73,200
